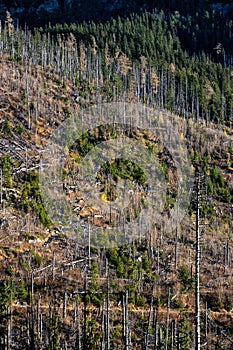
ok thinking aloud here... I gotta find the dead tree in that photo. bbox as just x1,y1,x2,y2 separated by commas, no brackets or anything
195,174,202,350
0,168,3,206
30,271,35,350
165,288,171,350
123,290,130,350
75,298,82,350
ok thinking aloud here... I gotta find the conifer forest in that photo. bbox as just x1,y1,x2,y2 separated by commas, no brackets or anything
0,1,232,349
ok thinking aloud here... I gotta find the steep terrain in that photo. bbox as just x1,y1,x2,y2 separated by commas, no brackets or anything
0,0,233,27
0,9,232,350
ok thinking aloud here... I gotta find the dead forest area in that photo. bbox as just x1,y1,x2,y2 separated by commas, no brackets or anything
0,8,233,350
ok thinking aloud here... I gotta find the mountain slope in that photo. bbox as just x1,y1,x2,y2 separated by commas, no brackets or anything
0,0,233,27
0,9,232,350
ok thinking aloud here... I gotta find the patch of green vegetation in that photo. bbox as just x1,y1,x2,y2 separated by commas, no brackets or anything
19,257,30,272
178,264,194,292
179,315,193,349
23,233,36,241
48,315,61,350
0,279,15,311
190,149,199,166
17,279,29,301
136,294,147,307
84,318,102,349
16,124,24,135
73,130,96,157
3,119,12,136
19,171,52,227
71,124,118,158
208,166,232,203
0,154,14,187
145,140,154,153
99,158,147,187
160,159,169,181
55,78,63,86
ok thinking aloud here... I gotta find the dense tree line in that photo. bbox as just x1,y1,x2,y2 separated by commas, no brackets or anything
1,0,233,32
1,9,233,126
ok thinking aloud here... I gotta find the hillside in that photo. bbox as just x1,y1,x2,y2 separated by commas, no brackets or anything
0,8,232,350
1,1,233,28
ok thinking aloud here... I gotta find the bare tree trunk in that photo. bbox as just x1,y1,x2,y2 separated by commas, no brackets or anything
52,253,55,280
6,305,11,350
175,226,179,270
205,302,208,341
25,59,31,129
177,325,180,350
122,291,130,349
75,298,81,350
165,288,170,350
63,292,67,319
30,271,35,350
37,294,41,344
171,320,176,350
124,290,130,350
106,262,110,350
122,293,125,347
88,224,91,268
224,238,229,272
195,174,201,350
26,307,30,347
101,299,106,350
0,169,3,206
74,300,77,325
145,289,154,349
83,262,87,350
